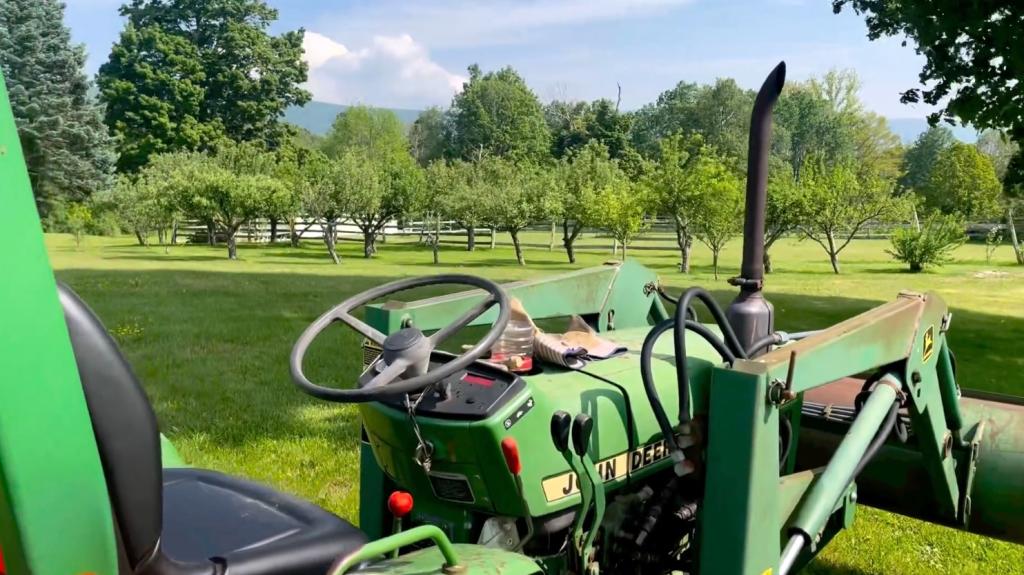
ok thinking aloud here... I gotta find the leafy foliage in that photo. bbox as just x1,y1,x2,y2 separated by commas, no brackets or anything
323,106,409,161
595,178,648,261
343,149,425,258
921,143,1003,220
900,126,955,194
693,164,744,278
447,65,550,163
478,158,555,265
887,212,965,272
554,141,624,263
798,157,902,273
65,202,93,248
0,0,116,213
409,107,447,166
646,134,716,272
98,0,309,171
834,1,1024,140
432,159,488,251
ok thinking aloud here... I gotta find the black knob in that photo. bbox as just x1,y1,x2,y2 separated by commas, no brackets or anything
550,411,571,453
572,413,594,457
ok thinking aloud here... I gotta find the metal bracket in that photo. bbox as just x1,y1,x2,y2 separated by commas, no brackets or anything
959,420,986,527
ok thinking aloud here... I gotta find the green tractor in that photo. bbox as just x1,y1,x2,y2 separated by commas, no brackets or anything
2,62,1023,575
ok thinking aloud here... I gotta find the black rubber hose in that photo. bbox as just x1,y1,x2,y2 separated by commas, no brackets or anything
746,333,780,357
656,286,697,321
640,318,736,453
851,400,900,478
673,288,748,424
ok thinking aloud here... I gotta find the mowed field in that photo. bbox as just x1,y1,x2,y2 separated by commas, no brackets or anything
47,231,1024,574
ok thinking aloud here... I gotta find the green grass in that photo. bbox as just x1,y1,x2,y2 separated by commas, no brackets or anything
48,231,1024,574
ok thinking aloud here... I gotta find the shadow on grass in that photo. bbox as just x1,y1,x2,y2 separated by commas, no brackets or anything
52,267,1024,574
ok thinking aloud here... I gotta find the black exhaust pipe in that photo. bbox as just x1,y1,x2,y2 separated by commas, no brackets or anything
727,61,786,355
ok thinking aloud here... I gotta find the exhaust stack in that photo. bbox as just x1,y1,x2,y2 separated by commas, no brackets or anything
727,61,786,355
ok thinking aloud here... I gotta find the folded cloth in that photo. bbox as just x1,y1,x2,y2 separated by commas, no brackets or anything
531,315,627,369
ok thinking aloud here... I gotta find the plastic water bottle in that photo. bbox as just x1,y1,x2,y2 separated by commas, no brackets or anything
490,319,535,372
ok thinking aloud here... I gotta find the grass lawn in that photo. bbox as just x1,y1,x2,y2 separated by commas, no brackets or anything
48,231,1024,574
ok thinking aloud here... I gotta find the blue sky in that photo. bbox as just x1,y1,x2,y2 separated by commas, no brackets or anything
63,0,938,119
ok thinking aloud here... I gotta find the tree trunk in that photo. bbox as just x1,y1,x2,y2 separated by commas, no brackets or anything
157,228,165,245
612,238,618,257
713,250,720,279
171,220,178,245
562,220,577,264
207,222,216,246
763,250,773,274
621,241,627,261
433,215,441,265
675,220,692,273
826,231,840,274
363,231,376,258
324,221,340,264
910,261,923,273
511,230,525,265
289,219,301,248
269,217,279,244
135,230,147,246
226,229,238,260
490,229,496,249
1008,205,1024,265
549,220,556,251
467,227,476,251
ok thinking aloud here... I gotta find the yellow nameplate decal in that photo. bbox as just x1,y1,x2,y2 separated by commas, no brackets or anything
541,438,671,502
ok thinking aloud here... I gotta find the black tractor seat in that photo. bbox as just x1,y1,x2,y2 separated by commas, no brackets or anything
59,284,367,575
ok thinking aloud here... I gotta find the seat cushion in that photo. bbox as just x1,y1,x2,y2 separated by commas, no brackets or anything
162,468,367,575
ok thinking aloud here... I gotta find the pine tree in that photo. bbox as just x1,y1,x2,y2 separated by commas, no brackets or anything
0,0,116,214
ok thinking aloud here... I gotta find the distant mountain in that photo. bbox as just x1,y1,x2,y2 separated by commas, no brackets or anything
887,117,977,144
284,101,423,135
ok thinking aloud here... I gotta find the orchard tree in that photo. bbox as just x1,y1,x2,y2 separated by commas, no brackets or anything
647,134,711,272
409,107,447,166
900,126,954,194
798,158,901,274
98,0,309,171
556,141,623,263
275,145,327,247
693,167,744,278
299,154,348,263
595,179,648,261
0,0,116,214
834,1,1024,141
921,143,1002,221
447,65,550,163
434,160,487,251
480,159,554,265
1004,152,1024,264
344,150,424,258
763,160,807,273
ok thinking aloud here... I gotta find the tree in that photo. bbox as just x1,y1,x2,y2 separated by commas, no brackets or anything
343,150,424,258
921,143,1002,221
409,107,447,166
763,160,807,273
693,167,744,279
0,0,116,214
98,0,309,171
900,126,955,194
888,212,965,272
799,157,901,273
595,179,649,261
434,160,487,251
976,130,1019,182
631,81,700,157
175,151,290,260
647,134,712,272
835,1,1024,139
480,158,554,265
546,98,635,161
66,203,93,248
447,65,550,163
323,106,408,160
555,141,623,263
691,78,755,165
98,153,187,246
1000,151,1024,264
299,154,347,263
277,146,328,247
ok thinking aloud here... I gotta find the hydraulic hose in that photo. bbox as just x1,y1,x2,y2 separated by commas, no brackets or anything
744,329,823,358
640,318,736,454
673,288,748,426
851,399,900,479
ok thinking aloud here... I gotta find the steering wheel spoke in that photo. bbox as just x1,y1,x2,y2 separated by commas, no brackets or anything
334,310,386,345
428,294,497,347
363,357,411,390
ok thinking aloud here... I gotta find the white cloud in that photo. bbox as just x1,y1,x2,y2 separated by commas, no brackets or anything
302,32,466,109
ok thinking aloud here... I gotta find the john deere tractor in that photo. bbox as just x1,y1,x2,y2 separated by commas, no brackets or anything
2,62,1023,575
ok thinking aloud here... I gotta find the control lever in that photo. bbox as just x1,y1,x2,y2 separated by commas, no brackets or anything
572,414,605,571
551,411,588,559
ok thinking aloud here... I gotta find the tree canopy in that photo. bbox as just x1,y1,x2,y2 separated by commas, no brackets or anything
0,0,116,213
834,1,1024,140
447,65,550,163
98,0,309,171
921,143,1003,220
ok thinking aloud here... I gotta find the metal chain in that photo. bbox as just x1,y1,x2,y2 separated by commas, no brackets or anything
405,388,434,473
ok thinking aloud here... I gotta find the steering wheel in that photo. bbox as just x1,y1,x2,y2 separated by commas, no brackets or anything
290,274,511,403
